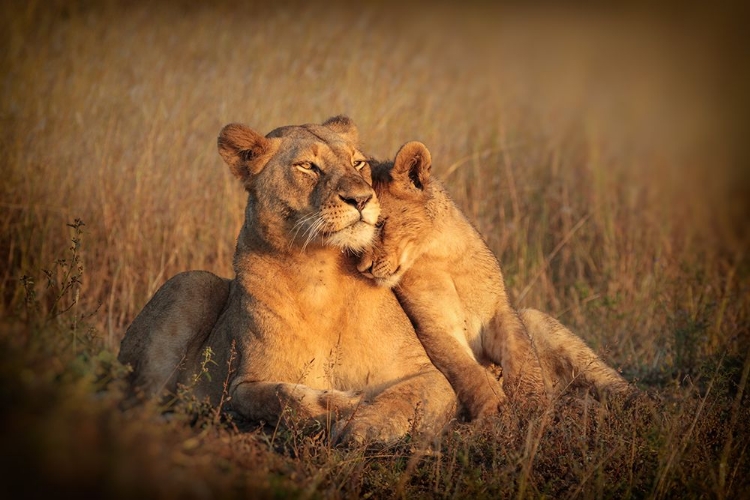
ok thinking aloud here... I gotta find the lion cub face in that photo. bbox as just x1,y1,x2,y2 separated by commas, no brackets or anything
218,116,380,252
358,142,435,287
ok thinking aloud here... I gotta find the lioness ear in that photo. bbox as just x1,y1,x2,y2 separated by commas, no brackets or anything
322,115,359,144
393,141,432,191
217,123,274,184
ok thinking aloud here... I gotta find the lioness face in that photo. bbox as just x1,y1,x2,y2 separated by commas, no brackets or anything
218,116,380,253
358,142,434,287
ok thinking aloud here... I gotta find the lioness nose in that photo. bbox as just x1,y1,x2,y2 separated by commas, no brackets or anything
339,192,372,212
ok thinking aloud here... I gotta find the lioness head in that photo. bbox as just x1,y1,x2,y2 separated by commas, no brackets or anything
358,141,434,287
218,116,380,253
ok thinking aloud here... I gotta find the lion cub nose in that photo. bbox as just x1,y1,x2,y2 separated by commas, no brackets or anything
339,192,372,212
357,255,374,275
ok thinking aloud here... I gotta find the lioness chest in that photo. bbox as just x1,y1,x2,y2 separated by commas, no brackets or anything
236,255,422,391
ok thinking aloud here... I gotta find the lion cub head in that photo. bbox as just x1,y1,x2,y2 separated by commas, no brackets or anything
358,141,437,287
218,116,380,253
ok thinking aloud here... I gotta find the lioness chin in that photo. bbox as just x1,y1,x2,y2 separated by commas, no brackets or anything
119,118,456,445
359,141,635,418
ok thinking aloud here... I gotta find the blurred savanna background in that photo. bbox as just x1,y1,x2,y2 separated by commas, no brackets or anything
1,0,748,498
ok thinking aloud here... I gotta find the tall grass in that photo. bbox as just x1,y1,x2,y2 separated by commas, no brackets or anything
1,1,747,497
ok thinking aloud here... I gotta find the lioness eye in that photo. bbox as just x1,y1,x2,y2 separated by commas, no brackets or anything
295,161,320,174
353,160,368,171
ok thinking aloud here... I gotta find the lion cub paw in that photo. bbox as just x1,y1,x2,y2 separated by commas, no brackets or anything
462,377,508,421
464,392,506,421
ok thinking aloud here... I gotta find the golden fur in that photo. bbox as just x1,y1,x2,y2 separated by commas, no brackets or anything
118,119,456,444
359,142,634,418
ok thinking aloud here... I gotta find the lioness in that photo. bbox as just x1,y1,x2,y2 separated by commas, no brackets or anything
359,142,634,417
119,118,456,444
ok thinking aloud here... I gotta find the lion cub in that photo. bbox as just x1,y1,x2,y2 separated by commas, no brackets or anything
359,142,547,419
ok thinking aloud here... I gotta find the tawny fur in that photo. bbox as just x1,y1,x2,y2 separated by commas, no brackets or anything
118,119,456,444
359,142,633,419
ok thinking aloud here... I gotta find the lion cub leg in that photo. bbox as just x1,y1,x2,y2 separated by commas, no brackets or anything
483,307,547,406
397,283,507,421
519,308,634,398
419,324,507,420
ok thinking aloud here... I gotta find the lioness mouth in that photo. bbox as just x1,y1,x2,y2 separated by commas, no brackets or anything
324,220,377,253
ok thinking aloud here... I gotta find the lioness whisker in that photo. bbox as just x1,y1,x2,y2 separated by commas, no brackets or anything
292,212,318,230
294,212,325,247
299,215,321,242
289,212,320,249
302,216,325,251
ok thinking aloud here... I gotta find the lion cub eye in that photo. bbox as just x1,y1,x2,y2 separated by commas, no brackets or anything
375,218,386,230
352,159,368,171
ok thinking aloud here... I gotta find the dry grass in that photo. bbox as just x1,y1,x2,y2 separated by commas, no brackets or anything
1,1,748,498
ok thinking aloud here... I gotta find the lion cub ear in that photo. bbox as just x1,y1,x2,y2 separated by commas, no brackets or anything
393,141,432,191
322,115,359,144
217,123,275,185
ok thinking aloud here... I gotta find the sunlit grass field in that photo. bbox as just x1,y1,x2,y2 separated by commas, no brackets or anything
1,1,748,497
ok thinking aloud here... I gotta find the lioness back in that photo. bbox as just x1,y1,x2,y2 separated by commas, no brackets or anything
119,270,230,398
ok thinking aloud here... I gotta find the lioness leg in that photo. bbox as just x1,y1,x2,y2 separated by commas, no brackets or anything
118,271,231,398
519,308,633,398
331,365,456,445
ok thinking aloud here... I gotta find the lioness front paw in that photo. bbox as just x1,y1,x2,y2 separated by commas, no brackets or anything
331,414,407,446
318,389,364,414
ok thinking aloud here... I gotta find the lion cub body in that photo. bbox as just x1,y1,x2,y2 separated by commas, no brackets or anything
360,142,632,418
360,142,545,418
119,120,456,444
